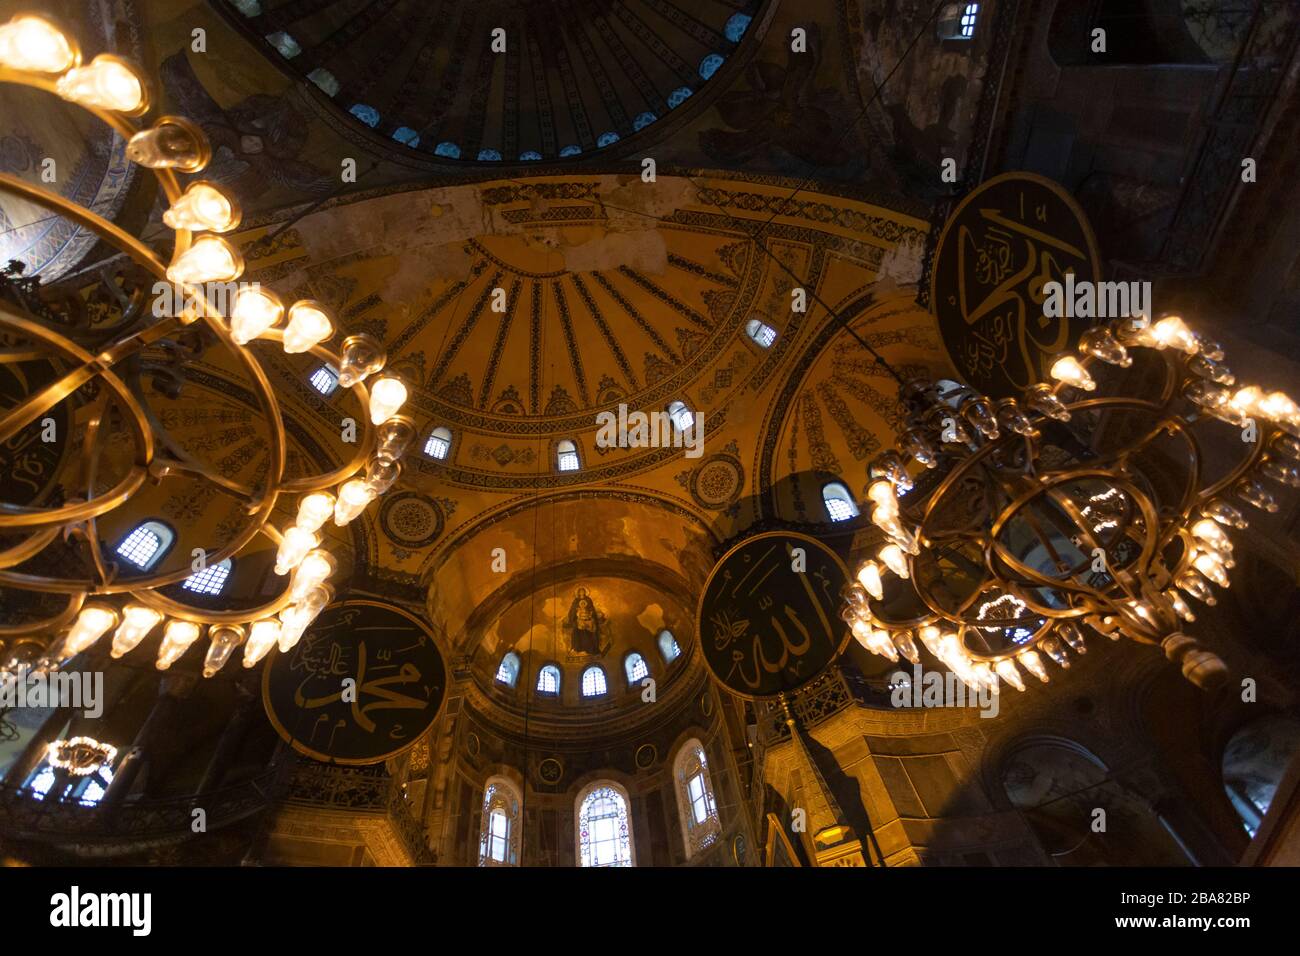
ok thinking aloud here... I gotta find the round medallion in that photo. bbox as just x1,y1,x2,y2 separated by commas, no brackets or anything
732,833,748,865
262,600,446,765
700,691,715,718
380,492,444,548
635,744,657,770
537,757,564,785
466,732,481,757
930,172,1103,397
690,454,744,509
696,531,851,700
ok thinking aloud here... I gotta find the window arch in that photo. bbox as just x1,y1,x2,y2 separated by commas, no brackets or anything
576,781,635,866
658,629,681,663
537,664,561,695
1221,716,1300,836
822,482,859,522
115,520,174,571
556,439,580,472
624,652,649,685
309,365,338,395
495,651,520,688
424,426,452,460
478,776,522,866
581,665,607,698
746,318,777,348
182,558,232,595
674,739,721,857
938,3,981,40
667,400,694,433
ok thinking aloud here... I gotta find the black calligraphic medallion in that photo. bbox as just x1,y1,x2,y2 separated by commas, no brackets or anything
262,600,446,765
696,532,851,700
931,171,1103,397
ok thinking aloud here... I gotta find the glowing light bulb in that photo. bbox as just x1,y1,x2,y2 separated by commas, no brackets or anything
368,375,408,425
1176,570,1216,605
0,15,78,73
1228,386,1263,418
110,604,163,658
994,659,1026,691
1191,518,1231,551
1193,551,1230,588
166,235,244,284
866,480,896,509
282,300,333,353
203,624,245,678
295,492,336,533
278,605,312,653
1018,650,1050,683
877,543,909,579
156,620,201,670
229,285,283,344
1149,316,1198,353
1165,589,1195,623
1257,391,1300,425
893,629,920,664
163,181,238,232
291,550,337,602
917,625,942,654
243,620,281,667
55,54,146,113
1050,355,1096,391
63,606,119,656
127,118,210,172
333,479,375,526
856,561,883,600
274,525,319,575
1057,621,1087,653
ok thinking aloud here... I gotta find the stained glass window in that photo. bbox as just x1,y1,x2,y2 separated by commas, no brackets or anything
674,741,721,857
477,148,502,161
632,112,657,131
560,145,582,157
116,521,173,570
625,653,649,685
478,777,522,866
349,104,380,127
725,13,752,42
658,630,681,662
434,141,461,159
699,54,725,80
182,558,232,596
577,784,634,866
961,3,980,38
596,131,620,148
537,664,561,695
392,127,420,147
495,652,520,688
667,87,692,109
822,482,859,521
581,665,607,697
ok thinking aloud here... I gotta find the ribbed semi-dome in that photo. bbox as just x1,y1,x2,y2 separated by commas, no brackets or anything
216,0,767,163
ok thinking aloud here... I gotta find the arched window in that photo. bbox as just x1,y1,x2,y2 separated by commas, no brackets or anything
667,87,692,109
309,365,338,395
576,782,635,866
559,145,582,157
519,150,542,161
1222,716,1300,836
699,54,725,80
938,3,980,40
537,664,561,695
477,148,502,161
424,426,452,460
349,104,380,127
392,127,420,147
264,31,300,58
495,651,520,688
477,776,522,866
632,112,656,131
658,629,681,663
624,652,649,685
822,482,859,521
674,739,721,857
556,439,580,472
307,68,340,96
182,558,232,595
434,141,461,159
581,665,607,698
746,318,777,347
115,520,174,571
667,400,694,433
596,131,620,148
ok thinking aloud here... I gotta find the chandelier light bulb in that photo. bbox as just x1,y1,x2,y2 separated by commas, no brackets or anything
229,285,284,344
291,550,337,602
127,119,211,172
1227,386,1263,419
893,629,920,664
243,620,281,667
0,15,78,72
1201,500,1248,529
163,181,238,232
1273,434,1300,461
203,624,245,678
1018,649,1050,683
856,561,884,600
337,334,387,388
282,301,334,353
866,479,896,509
1039,636,1070,668
375,416,416,462
368,375,408,425
55,54,146,113
274,525,319,575
1078,326,1131,367
1257,390,1300,425
877,543,909,579
333,479,375,526
166,234,244,284
1176,571,1216,605
110,604,163,658
1164,589,1196,623
871,630,899,662
1024,383,1071,421
1235,477,1279,513
917,624,942,654
63,606,119,656
1057,621,1087,653
1192,552,1230,588
1049,355,1096,391
156,620,201,670
1187,354,1235,386
1190,518,1232,551
1260,458,1300,488
295,492,336,533
363,455,402,496
1149,316,1199,353
995,659,1026,691
277,605,313,653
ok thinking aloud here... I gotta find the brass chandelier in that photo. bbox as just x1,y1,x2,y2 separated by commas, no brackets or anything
843,315,1300,692
0,15,416,678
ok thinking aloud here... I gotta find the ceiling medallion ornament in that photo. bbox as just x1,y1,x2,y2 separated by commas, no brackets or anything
46,735,116,776
842,315,1300,693
0,16,417,679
